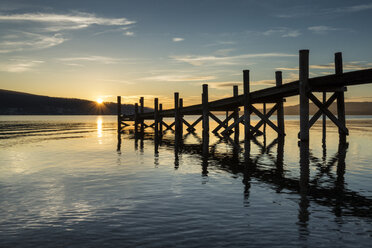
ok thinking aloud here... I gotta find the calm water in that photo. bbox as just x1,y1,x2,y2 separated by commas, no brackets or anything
0,115,372,247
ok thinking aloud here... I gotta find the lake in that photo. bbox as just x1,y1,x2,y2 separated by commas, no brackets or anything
0,115,371,247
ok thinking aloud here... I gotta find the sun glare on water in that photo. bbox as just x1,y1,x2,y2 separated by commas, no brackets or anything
96,98,103,104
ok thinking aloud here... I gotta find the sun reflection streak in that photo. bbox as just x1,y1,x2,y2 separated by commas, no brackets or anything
97,117,103,139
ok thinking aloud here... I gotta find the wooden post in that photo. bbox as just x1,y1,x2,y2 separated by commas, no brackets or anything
159,103,163,135
276,71,285,136
233,85,239,144
225,111,229,128
263,103,267,135
117,96,121,133
134,103,139,135
179,98,184,137
174,92,180,136
322,92,326,141
335,52,348,139
243,70,251,150
299,50,310,142
154,98,159,139
140,97,144,133
202,84,209,137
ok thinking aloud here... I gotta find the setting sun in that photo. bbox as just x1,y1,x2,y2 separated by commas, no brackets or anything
96,98,103,104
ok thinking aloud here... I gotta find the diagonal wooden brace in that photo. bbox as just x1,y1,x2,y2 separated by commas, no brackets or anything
162,121,174,131
308,93,349,135
251,104,280,135
212,112,235,133
222,115,244,135
251,105,283,135
182,118,195,132
309,92,337,128
186,116,203,132
209,112,223,126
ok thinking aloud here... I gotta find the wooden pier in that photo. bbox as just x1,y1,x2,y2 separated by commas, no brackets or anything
117,50,372,146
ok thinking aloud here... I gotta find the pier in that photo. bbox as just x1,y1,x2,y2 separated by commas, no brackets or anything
117,50,372,146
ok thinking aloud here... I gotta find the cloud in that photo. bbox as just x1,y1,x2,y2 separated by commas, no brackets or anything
125,31,134,36
0,12,135,53
0,59,44,72
308,26,339,34
58,56,121,64
171,52,296,66
0,32,65,53
172,37,184,42
333,3,372,13
277,3,372,18
263,28,301,38
142,75,216,82
276,61,372,71
0,12,135,31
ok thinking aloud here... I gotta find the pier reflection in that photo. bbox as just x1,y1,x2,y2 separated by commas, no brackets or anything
118,127,372,223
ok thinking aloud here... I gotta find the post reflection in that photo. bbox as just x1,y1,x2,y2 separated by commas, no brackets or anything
119,122,372,226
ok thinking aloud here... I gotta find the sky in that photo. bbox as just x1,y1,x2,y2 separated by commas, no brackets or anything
0,0,372,107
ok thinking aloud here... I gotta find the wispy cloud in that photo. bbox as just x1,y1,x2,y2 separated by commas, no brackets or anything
333,3,372,13
0,59,44,72
58,56,121,64
142,75,216,82
125,31,134,36
171,52,296,66
263,28,301,38
308,25,340,34
276,61,372,71
172,37,184,42
277,3,372,18
0,32,65,53
0,12,135,31
0,12,135,53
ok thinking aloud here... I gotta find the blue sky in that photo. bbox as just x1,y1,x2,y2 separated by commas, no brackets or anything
0,0,372,106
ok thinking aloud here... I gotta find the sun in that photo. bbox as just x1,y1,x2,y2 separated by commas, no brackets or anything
96,98,103,104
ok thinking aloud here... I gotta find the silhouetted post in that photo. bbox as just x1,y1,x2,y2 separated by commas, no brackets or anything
174,92,180,137
335,52,347,142
225,111,229,127
154,98,159,141
276,71,285,136
134,103,139,136
243,70,251,152
117,96,121,133
202,84,209,157
233,85,240,144
140,97,144,134
299,50,310,142
179,98,184,137
263,103,267,135
323,92,326,141
159,103,163,136
202,84,209,137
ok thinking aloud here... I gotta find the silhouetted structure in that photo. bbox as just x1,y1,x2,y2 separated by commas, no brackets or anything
118,50,372,146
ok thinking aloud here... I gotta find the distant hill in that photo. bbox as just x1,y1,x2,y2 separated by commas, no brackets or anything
284,101,372,115
1,89,372,115
0,89,152,115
